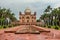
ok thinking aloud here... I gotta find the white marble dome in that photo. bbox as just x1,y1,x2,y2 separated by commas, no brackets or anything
25,8,31,13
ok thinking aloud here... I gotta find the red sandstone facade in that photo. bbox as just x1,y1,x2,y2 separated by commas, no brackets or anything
11,8,43,26
19,8,36,25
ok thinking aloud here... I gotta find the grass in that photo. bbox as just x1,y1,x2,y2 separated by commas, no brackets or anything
45,25,60,30
0,24,14,29
38,25,60,30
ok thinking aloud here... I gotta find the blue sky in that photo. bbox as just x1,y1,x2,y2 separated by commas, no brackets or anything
0,0,60,20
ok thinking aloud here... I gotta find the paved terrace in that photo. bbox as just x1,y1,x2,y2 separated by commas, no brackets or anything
0,25,60,40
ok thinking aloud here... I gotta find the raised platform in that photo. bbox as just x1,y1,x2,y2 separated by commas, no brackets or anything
4,25,50,34
0,25,60,40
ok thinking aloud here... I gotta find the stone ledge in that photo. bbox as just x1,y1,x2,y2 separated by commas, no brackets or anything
4,31,16,33
15,32,40,34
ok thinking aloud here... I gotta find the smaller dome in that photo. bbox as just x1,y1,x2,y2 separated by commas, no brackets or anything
25,8,31,13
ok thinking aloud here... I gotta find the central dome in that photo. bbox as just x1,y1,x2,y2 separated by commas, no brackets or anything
25,8,31,13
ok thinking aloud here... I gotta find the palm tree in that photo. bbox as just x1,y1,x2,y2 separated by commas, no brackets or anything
44,5,52,26
40,13,50,26
51,8,58,26
0,7,17,26
57,7,60,26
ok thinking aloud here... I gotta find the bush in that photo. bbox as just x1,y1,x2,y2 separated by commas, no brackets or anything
48,25,51,28
0,26,2,29
3,25,7,28
43,25,46,27
54,26,59,30
8,25,12,28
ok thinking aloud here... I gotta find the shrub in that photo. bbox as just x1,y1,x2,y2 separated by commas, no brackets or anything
3,25,7,28
44,25,46,27
54,26,59,30
48,25,51,28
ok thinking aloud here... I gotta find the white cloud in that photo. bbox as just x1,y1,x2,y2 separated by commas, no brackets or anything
53,2,60,8
0,0,59,4
0,0,60,19
0,0,41,3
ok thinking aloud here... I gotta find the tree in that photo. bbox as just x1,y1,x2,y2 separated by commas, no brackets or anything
57,7,60,26
44,5,52,26
37,19,40,22
0,7,17,26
